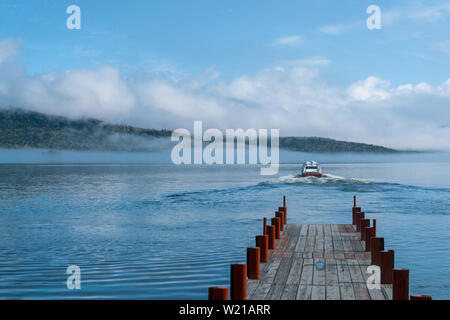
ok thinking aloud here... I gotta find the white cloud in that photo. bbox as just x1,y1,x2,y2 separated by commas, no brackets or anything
0,65,136,120
437,40,450,54
318,24,350,35
0,38,21,64
1,38,450,151
347,77,391,101
282,57,331,67
275,35,304,45
383,1,450,25
406,2,450,22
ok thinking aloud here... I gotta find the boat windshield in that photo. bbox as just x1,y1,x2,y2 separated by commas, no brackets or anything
305,166,318,170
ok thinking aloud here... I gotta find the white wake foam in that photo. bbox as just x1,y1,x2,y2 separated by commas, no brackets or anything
259,173,376,186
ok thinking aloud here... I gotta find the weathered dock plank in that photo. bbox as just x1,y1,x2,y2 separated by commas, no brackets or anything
286,259,303,284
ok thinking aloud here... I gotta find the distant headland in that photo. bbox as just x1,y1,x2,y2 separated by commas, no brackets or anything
0,108,399,153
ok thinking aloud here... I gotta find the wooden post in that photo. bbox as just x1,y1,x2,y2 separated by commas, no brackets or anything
283,195,286,208
263,217,267,235
272,218,281,240
278,207,287,225
271,217,281,239
353,195,356,207
360,219,370,240
380,250,394,284
230,264,247,300
410,295,432,300
371,237,384,266
373,219,376,237
256,235,269,263
247,248,260,279
364,227,374,251
267,225,276,249
393,269,409,300
356,212,365,232
208,287,229,300
276,211,284,231
352,207,361,225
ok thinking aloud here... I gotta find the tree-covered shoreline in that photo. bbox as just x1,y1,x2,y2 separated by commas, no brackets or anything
0,108,398,153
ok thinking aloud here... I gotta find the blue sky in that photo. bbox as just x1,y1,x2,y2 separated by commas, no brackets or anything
1,0,449,85
0,0,450,150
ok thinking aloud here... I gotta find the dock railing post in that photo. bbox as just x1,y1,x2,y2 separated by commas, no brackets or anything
282,195,287,224
247,248,260,279
278,207,286,225
380,250,394,284
410,295,432,300
276,211,284,231
271,217,281,239
352,207,361,225
263,217,267,235
364,227,374,251
356,212,365,232
267,225,276,249
208,287,229,300
371,237,384,266
230,264,247,300
393,269,409,300
256,235,269,262
360,219,370,240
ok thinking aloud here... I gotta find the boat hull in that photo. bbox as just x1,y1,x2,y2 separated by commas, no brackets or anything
301,173,323,178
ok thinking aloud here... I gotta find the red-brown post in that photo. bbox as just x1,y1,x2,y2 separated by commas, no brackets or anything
371,237,384,266
278,207,286,225
364,227,374,251
276,211,284,231
356,212,365,232
256,235,269,263
373,219,377,237
380,250,394,284
283,195,286,208
267,225,276,249
263,217,267,235
360,219,370,240
247,248,260,279
271,217,281,239
208,287,229,300
353,195,356,207
393,269,409,300
352,207,361,225
410,295,432,300
230,264,247,300
283,208,287,225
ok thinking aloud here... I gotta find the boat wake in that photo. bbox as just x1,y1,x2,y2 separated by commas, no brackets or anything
258,173,386,186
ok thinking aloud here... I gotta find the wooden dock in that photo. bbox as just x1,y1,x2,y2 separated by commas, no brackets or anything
207,196,431,301
247,224,392,300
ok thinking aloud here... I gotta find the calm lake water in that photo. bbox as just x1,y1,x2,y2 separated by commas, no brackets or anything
0,150,449,299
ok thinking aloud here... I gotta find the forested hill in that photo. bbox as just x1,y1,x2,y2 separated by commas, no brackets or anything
0,108,171,151
279,136,397,153
0,109,398,153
